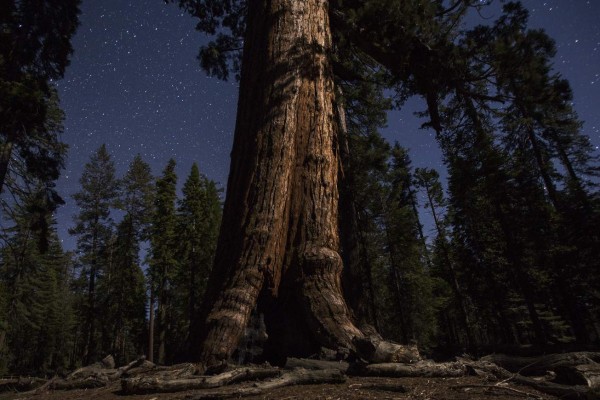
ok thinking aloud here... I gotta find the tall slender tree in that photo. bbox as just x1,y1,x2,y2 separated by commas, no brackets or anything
0,186,75,374
70,144,120,364
173,163,222,357
148,159,178,364
100,155,153,364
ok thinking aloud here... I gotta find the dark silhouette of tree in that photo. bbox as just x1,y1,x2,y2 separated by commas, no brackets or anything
99,155,154,365
148,159,178,364
0,185,75,375
171,163,222,359
70,145,120,364
0,0,80,208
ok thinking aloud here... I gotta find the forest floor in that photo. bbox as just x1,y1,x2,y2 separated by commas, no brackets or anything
1,375,558,400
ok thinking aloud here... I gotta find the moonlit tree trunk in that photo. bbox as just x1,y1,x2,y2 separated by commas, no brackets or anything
195,0,392,368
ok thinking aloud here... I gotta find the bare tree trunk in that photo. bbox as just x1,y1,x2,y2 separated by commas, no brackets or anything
158,290,167,364
148,289,155,363
195,0,414,369
420,176,475,350
83,220,99,365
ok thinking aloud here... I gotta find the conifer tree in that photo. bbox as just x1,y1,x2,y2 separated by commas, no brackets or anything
379,147,439,349
70,144,120,364
0,186,75,374
414,167,477,351
98,219,147,364
99,155,153,364
148,159,178,364
337,62,392,329
173,163,222,356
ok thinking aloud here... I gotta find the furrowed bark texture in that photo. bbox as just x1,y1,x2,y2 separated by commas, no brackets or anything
196,0,362,367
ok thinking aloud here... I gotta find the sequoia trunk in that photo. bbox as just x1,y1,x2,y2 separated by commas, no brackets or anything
195,0,364,367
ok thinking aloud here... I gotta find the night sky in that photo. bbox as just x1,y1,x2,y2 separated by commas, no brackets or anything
54,0,600,250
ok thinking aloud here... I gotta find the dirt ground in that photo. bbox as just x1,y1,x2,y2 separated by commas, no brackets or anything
1,375,558,400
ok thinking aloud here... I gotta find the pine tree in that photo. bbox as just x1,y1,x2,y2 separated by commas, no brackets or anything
378,147,440,349
172,163,222,357
69,144,120,364
454,2,600,345
148,159,178,364
98,219,147,364
337,61,392,330
0,186,75,374
412,167,475,350
99,155,153,364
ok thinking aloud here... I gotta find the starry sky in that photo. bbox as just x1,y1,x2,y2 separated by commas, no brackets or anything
54,0,600,250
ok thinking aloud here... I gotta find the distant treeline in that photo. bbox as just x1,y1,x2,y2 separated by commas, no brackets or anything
0,148,222,375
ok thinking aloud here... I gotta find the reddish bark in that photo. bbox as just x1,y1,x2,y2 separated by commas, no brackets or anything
195,0,417,368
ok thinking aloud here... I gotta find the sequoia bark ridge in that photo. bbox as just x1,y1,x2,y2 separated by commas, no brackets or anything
195,0,416,367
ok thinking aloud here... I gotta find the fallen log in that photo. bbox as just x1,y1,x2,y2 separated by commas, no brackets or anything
349,360,467,377
502,373,591,399
349,358,597,399
50,376,109,390
464,360,594,400
481,352,600,376
284,357,349,372
140,362,196,379
66,354,116,380
120,360,156,377
121,366,281,394
0,377,46,392
185,368,346,399
353,334,421,363
47,355,151,391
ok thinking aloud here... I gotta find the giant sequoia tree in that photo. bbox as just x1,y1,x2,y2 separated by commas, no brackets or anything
196,0,379,366
166,0,446,368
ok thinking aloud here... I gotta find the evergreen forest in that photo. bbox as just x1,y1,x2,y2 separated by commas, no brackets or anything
1,0,599,392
